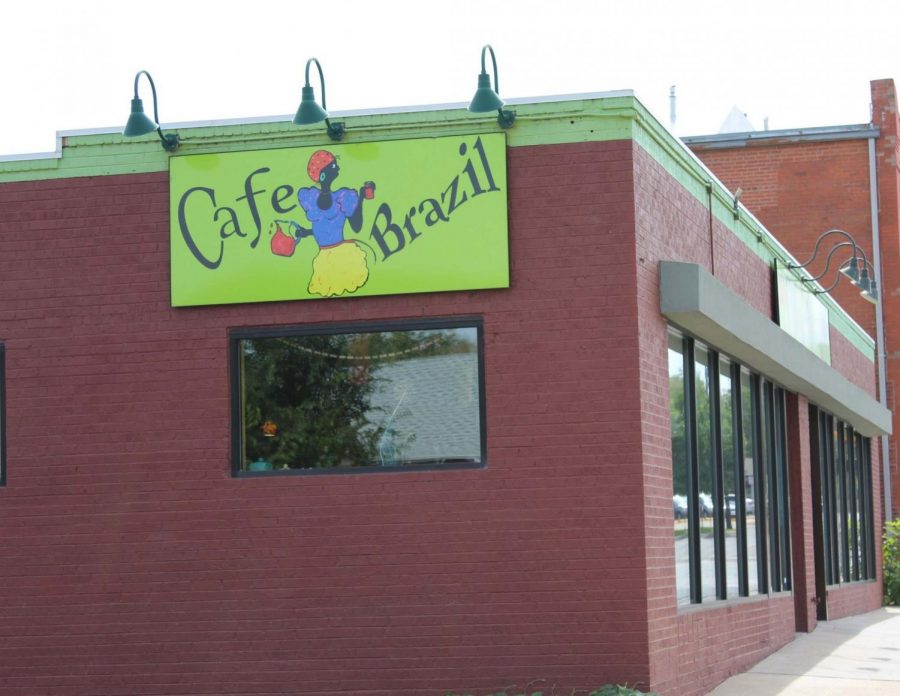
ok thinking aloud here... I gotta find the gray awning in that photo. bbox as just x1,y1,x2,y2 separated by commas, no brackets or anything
659,261,891,437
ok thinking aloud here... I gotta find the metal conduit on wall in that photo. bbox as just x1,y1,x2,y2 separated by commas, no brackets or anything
868,135,892,521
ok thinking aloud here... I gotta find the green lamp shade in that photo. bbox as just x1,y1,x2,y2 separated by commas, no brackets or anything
839,257,861,285
864,280,878,303
858,267,871,294
468,73,505,113
123,97,159,137
293,85,329,125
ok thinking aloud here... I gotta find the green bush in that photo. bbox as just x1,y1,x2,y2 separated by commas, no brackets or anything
885,519,900,606
589,686,659,696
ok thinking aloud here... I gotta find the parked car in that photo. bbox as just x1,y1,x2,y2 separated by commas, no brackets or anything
673,495,688,519
725,493,756,515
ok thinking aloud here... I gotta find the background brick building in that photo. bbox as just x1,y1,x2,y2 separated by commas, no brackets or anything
686,78,900,519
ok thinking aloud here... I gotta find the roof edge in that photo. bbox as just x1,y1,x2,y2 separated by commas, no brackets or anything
682,123,879,149
0,90,635,164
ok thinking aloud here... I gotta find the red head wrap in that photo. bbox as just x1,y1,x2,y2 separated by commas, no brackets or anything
307,150,336,181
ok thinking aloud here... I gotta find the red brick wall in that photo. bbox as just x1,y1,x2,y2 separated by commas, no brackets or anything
694,140,875,336
0,142,654,696
827,326,877,396
824,579,884,620
632,143,803,696
787,393,816,634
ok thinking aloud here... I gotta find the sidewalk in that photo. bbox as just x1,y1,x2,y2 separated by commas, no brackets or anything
707,607,900,695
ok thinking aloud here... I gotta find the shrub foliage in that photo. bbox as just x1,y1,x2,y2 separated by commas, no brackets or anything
885,519,900,606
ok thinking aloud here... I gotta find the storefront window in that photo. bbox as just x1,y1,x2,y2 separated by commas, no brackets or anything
741,369,760,595
231,320,485,474
848,432,860,580
668,328,791,607
669,332,691,606
769,384,791,591
811,407,876,585
694,345,717,602
720,359,740,598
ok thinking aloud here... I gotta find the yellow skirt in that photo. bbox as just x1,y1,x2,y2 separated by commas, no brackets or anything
307,242,369,297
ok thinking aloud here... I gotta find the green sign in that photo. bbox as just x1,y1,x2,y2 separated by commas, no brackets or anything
169,134,509,306
775,261,831,365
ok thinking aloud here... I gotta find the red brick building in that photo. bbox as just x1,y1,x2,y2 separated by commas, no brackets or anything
686,78,900,520
0,92,890,695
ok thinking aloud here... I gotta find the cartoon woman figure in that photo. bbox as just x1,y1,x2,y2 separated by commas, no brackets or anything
295,150,375,297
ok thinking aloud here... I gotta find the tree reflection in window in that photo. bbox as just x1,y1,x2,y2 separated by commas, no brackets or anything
236,325,483,471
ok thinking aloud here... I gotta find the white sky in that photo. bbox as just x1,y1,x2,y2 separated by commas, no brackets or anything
1,0,898,157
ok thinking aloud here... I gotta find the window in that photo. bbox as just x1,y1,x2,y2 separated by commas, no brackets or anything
669,332,690,604
719,358,740,598
810,407,876,584
740,368,759,595
0,343,5,487
230,319,485,474
669,328,791,606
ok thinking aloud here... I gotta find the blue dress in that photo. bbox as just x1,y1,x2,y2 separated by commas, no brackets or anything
297,187,359,247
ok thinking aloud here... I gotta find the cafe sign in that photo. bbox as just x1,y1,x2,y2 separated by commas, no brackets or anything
169,133,509,306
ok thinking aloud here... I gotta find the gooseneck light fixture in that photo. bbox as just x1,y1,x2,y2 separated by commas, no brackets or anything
123,70,180,152
468,44,516,129
293,58,345,141
788,228,878,304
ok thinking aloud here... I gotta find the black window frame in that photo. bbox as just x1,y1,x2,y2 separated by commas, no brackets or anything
669,327,792,607
229,316,488,477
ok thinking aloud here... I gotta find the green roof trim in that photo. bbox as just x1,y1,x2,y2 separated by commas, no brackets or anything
627,99,875,362
0,94,874,361
0,98,637,183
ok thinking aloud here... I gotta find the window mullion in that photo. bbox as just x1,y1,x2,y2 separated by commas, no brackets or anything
733,363,748,597
684,337,703,604
838,423,851,583
709,351,726,600
763,381,781,592
751,373,769,594
775,387,791,590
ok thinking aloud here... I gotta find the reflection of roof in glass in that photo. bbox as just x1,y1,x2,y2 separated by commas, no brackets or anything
368,353,481,463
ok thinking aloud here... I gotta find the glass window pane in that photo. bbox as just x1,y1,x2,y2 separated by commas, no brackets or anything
831,417,841,583
775,388,791,591
669,331,691,606
819,411,834,586
848,430,860,581
837,424,851,582
865,441,876,578
760,380,778,591
237,325,482,471
720,359,739,598
856,435,867,579
742,370,759,595
813,408,876,587
695,345,717,602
